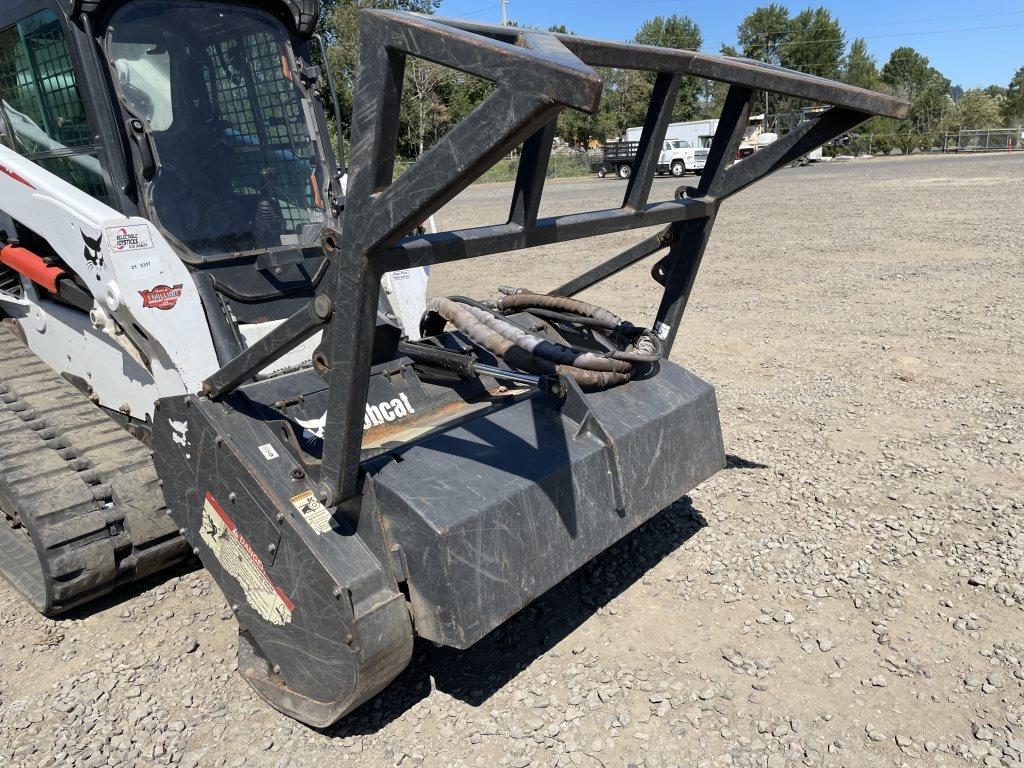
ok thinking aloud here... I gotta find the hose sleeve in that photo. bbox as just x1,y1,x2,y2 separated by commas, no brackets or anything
496,290,624,327
427,298,631,388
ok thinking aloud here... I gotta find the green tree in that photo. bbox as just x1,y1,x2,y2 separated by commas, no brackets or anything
736,5,790,119
400,59,451,157
737,4,790,64
780,7,844,79
632,15,704,122
697,44,738,118
634,14,702,50
325,0,441,150
950,89,1002,130
1002,66,1024,127
880,47,951,132
843,38,878,90
539,24,617,148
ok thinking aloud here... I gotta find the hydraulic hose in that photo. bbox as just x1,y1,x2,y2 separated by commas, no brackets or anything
459,303,632,374
494,288,624,326
491,287,663,363
427,298,631,389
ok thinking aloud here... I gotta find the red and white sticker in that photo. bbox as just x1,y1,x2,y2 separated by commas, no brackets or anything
0,164,35,189
106,224,154,252
139,284,183,310
200,493,293,625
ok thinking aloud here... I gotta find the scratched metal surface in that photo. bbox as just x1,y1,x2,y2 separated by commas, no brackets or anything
370,361,724,649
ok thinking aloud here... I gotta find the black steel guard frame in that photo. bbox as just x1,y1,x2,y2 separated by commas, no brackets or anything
202,10,908,506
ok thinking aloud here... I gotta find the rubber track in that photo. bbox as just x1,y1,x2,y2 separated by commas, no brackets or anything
0,326,190,614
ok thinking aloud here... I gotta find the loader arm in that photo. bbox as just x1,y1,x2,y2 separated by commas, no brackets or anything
0,142,219,416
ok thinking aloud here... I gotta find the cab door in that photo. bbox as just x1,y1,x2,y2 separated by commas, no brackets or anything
0,2,121,208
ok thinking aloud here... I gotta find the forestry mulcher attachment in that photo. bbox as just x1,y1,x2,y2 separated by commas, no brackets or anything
0,0,908,726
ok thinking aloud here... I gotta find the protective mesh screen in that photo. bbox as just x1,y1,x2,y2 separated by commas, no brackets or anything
203,31,317,231
0,11,92,151
0,10,108,202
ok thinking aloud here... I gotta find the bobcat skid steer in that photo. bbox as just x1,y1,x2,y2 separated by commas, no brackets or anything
0,0,908,726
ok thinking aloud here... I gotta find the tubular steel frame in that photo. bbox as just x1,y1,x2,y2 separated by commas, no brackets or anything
200,10,908,506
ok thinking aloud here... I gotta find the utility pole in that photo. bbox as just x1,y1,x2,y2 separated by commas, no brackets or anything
500,0,508,25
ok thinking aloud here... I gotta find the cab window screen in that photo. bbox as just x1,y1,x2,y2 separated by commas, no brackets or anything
108,1,328,257
202,31,320,234
0,10,109,202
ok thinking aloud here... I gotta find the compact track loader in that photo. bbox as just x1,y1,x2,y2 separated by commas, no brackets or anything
0,0,908,726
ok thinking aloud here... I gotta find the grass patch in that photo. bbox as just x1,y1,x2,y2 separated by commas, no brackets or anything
393,152,593,185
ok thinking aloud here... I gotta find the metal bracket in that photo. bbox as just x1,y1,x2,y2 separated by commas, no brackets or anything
557,375,628,515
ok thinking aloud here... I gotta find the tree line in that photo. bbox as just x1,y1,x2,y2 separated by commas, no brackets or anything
320,0,1024,158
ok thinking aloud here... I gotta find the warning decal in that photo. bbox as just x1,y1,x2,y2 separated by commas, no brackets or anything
200,493,293,624
290,490,336,535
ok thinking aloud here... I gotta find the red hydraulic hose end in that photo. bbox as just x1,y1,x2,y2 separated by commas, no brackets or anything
0,244,64,293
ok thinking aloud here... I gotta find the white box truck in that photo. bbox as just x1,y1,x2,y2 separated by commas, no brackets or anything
623,119,718,146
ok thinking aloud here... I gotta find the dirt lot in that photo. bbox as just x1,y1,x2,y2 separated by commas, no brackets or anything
2,152,1022,768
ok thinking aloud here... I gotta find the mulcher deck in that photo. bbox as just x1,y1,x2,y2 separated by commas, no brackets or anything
0,325,189,615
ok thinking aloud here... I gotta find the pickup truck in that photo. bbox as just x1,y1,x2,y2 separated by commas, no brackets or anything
595,138,709,179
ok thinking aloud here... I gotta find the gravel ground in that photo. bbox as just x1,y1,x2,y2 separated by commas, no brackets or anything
1,152,1022,768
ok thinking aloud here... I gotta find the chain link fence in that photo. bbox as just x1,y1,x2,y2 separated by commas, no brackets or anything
941,129,1024,153
823,129,1024,157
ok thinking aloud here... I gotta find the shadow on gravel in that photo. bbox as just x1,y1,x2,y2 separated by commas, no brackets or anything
56,558,201,622
725,453,769,470
324,495,709,737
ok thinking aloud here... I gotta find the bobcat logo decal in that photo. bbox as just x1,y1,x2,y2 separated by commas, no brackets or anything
82,230,104,278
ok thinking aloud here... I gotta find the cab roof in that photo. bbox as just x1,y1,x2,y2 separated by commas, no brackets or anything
67,0,320,36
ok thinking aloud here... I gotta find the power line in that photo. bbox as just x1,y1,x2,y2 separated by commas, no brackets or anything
442,3,501,21
718,9,1024,41
435,2,1017,84
726,21,1024,50
443,2,1024,49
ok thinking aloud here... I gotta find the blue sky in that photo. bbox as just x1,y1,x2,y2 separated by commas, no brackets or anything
434,0,1023,89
